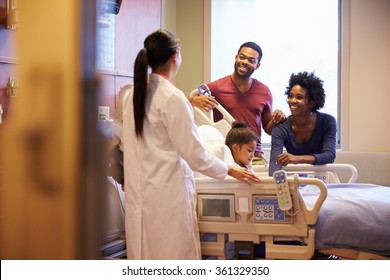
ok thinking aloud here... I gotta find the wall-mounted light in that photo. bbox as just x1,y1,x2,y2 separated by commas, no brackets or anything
6,0,19,30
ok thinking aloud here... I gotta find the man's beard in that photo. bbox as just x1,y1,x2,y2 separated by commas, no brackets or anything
234,62,254,78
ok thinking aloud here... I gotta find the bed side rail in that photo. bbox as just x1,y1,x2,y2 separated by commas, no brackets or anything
253,163,358,184
190,89,235,137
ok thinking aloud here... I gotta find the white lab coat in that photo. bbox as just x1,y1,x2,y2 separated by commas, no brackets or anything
122,74,228,260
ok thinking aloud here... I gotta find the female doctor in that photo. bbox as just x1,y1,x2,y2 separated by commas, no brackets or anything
122,29,260,260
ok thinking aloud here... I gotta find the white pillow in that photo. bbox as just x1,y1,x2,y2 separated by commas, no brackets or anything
197,124,225,146
197,125,235,165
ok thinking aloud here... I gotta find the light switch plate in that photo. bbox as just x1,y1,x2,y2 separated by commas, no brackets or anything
98,106,110,121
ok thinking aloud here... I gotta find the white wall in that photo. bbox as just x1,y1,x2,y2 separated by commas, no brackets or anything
161,0,176,33
176,0,205,95
165,0,390,153
346,0,390,151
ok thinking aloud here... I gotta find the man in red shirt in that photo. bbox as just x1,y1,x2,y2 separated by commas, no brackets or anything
190,42,285,165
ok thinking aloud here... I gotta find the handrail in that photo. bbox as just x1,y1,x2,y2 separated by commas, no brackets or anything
253,163,358,183
190,88,235,125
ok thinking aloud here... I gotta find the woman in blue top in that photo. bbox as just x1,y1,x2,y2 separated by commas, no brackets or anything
269,71,337,176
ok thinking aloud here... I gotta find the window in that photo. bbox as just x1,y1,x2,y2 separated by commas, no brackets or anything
96,12,116,71
211,0,340,145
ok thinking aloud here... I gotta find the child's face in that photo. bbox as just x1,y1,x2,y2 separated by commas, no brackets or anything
232,140,256,168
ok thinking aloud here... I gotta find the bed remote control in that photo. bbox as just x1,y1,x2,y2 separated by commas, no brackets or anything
273,170,292,211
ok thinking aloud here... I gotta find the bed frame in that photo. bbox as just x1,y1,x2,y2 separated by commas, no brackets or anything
254,164,390,260
196,164,390,260
196,176,327,260
190,88,234,138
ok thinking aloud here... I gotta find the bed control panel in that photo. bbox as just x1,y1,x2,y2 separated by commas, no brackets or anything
253,196,293,223
273,170,293,211
297,173,330,184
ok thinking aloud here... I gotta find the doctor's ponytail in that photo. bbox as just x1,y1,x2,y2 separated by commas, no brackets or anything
133,48,148,138
133,29,180,138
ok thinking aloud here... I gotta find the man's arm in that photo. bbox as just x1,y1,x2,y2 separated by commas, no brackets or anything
188,94,219,112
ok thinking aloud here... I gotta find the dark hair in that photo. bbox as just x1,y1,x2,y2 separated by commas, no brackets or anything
284,71,326,111
225,121,257,149
133,29,180,137
237,41,263,63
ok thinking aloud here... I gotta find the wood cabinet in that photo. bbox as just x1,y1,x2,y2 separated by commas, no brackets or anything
97,0,162,117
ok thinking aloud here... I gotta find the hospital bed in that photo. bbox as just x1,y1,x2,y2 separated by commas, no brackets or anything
196,174,328,260
301,180,390,260
192,88,390,260
196,165,390,260
251,165,390,260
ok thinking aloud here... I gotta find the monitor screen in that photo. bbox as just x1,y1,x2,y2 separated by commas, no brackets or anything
197,194,235,222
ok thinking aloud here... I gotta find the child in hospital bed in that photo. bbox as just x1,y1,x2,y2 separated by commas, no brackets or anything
196,121,257,176
201,121,258,259
225,121,257,172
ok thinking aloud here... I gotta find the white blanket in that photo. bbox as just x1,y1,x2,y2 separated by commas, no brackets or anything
301,183,390,255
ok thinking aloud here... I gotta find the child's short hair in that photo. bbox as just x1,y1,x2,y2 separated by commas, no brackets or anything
225,121,257,148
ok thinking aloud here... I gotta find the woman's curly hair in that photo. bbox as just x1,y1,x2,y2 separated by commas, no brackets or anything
284,71,326,111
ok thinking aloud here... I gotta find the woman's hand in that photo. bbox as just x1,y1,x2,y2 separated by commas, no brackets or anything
276,153,316,166
276,153,297,166
228,166,260,185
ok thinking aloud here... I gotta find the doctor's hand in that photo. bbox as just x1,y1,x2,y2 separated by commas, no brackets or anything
228,166,260,185
189,95,218,112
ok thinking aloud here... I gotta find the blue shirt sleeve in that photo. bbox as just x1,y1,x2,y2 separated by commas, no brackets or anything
312,113,337,165
269,122,288,176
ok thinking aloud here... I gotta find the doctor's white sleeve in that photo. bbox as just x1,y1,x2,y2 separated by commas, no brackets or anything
162,91,228,180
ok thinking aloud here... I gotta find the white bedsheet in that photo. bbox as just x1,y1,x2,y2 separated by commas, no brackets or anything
301,183,390,255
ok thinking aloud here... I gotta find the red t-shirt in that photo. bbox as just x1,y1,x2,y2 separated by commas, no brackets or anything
207,75,273,155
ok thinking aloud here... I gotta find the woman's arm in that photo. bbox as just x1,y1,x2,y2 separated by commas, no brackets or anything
312,114,337,165
269,125,286,176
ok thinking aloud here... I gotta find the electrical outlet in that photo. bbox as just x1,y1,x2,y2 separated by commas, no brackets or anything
98,106,110,121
